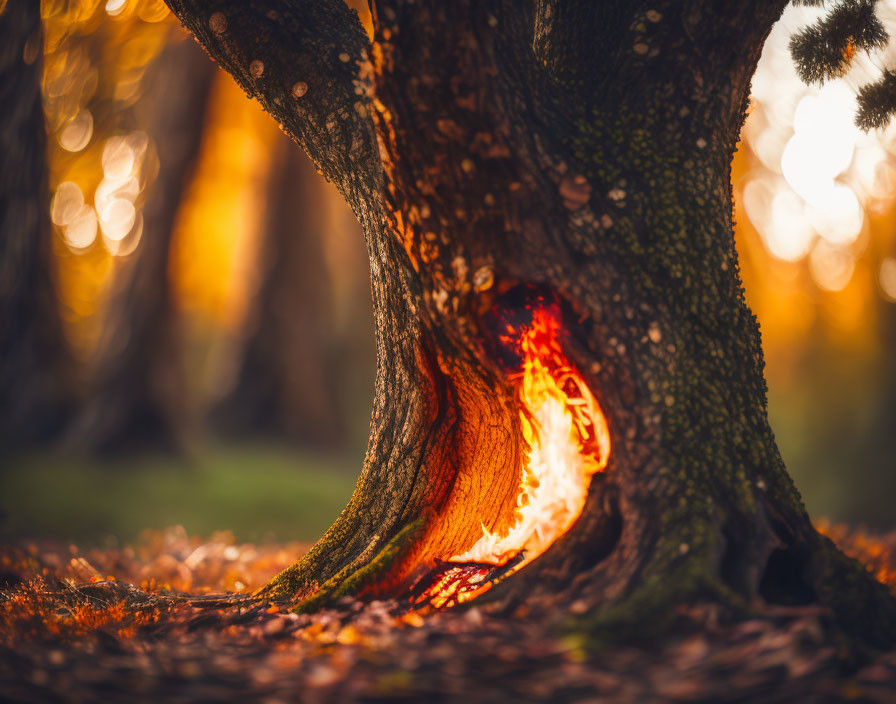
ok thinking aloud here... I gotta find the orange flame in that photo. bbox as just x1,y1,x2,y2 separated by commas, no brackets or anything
419,302,610,608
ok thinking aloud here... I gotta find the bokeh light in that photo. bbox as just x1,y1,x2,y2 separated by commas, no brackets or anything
741,3,896,291
39,0,173,354
733,3,896,527
880,257,896,301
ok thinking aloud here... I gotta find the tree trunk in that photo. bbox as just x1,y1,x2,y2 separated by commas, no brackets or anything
211,138,344,448
0,0,74,453
68,35,215,454
164,0,896,648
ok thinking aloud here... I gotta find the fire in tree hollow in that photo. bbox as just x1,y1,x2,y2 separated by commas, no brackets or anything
413,287,611,609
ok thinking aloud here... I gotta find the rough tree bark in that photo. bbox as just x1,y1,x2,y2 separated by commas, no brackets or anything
211,139,344,448
68,36,215,454
0,0,74,453
164,0,896,647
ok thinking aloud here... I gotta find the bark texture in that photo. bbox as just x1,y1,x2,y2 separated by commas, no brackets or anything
68,36,215,454
163,0,896,648
211,140,344,447
0,0,74,453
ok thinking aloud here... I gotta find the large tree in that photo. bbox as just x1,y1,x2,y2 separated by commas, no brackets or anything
164,0,896,647
0,0,74,453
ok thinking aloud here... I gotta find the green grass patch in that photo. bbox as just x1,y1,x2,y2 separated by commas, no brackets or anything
0,444,357,545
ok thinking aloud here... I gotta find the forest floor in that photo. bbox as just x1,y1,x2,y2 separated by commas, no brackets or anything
1,524,896,703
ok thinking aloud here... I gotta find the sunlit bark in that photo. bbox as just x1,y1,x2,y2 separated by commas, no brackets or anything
164,0,896,647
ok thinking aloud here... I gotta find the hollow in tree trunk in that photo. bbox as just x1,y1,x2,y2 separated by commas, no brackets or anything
211,139,344,448
164,0,896,648
68,35,216,454
0,0,74,453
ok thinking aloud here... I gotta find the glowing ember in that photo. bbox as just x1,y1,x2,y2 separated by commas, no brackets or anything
417,295,611,608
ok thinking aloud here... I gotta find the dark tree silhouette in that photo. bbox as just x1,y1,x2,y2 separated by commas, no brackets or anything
212,139,345,448
0,0,74,453
68,36,215,454
163,0,896,647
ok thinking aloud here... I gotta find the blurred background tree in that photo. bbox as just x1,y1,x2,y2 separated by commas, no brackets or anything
67,34,215,453
210,139,347,450
0,0,893,542
0,0,75,452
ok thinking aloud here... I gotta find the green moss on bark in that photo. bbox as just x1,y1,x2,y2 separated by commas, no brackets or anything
264,518,427,612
